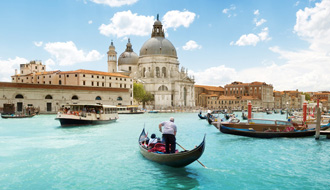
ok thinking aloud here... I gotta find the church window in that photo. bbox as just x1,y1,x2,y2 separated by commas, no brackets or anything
92,75,94,78
158,85,168,91
72,95,78,100
109,83,111,87
117,96,122,101
49,81,51,84
97,82,99,86
83,81,85,85
97,76,99,79
59,75,61,78
45,95,52,99
43,76,45,78
21,79,23,82
102,76,104,79
83,74,85,77
75,74,77,77
21,71,23,74
162,67,166,77
59,80,62,85
156,67,160,78
102,82,104,87
92,82,94,86
143,68,146,77
67,75,69,77
95,96,102,100
129,67,131,71
15,94,24,99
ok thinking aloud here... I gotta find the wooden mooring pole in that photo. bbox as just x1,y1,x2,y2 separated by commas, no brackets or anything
315,107,321,140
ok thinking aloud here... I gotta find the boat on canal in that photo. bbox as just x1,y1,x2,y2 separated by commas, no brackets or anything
1,114,35,119
214,118,330,138
117,105,144,114
138,128,205,167
55,104,118,126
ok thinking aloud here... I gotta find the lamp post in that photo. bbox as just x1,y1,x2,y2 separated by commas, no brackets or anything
286,102,289,120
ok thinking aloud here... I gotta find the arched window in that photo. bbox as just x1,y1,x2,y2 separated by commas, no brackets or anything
158,85,168,91
143,67,146,77
162,67,166,77
72,95,79,100
45,95,53,99
59,80,62,85
117,97,122,101
156,67,160,78
95,96,102,100
15,94,24,99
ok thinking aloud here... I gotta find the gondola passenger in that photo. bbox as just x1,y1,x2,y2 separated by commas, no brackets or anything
148,134,157,147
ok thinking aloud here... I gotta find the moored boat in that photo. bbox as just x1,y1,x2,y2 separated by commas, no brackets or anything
198,113,207,119
117,105,144,114
55,104,118,126
216,118,330,138
1,114,35,119
138,128,205,167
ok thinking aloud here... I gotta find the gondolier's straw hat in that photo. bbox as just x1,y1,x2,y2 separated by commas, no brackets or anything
170,117,174,122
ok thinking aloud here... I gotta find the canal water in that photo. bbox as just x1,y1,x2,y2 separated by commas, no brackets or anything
1,112,330,189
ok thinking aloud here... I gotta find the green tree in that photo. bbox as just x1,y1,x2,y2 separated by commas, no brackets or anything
302,93,311,101
133,82,154,108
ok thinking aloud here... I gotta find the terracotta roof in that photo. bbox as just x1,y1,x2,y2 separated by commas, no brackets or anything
195,84,224,91
60,69,130,78
241,96,259,100
13,69,130,78
0,82,128,92
218,95,236,100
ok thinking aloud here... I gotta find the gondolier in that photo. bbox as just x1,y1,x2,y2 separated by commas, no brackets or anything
159,117,177,154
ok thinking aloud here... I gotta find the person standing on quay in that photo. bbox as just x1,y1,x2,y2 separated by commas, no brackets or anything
159,117,177,154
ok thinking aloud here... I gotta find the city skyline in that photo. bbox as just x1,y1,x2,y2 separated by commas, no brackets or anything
1,0,329,92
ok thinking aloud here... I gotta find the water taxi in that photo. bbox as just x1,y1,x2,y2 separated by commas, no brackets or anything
117,105,144,114
55,104,118,126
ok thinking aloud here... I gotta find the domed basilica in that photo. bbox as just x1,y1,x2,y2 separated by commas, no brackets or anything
107,16,195,109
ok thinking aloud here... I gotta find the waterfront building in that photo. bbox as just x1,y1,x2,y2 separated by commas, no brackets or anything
194,85,224,108
115,16,195,109
273,90,302,110
312,91,330,111
224,81,274,109
0,60,133,114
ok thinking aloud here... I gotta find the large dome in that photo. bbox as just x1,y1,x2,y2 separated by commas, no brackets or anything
140,37,177,57
139,17,177,57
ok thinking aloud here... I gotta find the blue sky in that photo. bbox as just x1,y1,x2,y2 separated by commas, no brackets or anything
1,0,329,92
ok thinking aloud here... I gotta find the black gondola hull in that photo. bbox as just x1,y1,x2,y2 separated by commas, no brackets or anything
138,129,205,167
220,125,325,138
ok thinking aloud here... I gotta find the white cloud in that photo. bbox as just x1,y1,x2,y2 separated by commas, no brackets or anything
254,10,260,15
99,10,154,37
182,40,202,50
232,33,260,46
34,41,43,47
90,0,138,7
295,1,300,6
222,4,236,18
294,0,330,51
194,0,330,92
232,27,270,46
163,10,196,30
255,18,266,26
44,41,103,66
88,20,93,24
0,57,29,82
189,65,238,86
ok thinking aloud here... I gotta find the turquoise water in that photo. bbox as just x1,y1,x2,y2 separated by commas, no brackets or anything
1,112,330,190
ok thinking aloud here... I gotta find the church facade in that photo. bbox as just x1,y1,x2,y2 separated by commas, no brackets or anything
115,17,195,109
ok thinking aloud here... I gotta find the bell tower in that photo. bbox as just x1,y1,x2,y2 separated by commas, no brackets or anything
107,40,117,73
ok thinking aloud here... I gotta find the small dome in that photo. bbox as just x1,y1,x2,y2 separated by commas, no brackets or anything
118,38,139,65
118,51,139,65
154,20,162,26
140,37,177,57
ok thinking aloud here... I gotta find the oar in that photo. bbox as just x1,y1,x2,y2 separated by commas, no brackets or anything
176,142,207,168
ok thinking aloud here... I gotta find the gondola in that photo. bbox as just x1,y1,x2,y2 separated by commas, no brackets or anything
218,119,330,138
198,113,207,119
138,128,205,167
1,114,35,119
